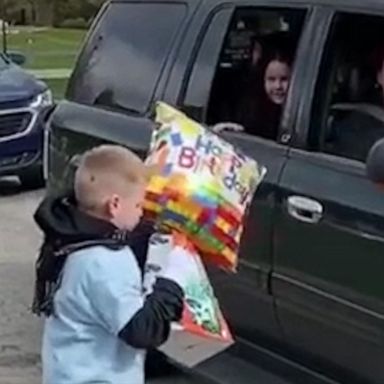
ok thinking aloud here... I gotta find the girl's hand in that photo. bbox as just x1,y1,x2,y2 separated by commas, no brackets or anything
211,122,245,134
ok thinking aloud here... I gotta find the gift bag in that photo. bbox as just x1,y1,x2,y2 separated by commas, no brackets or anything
144,102,266,270
144,233,234,367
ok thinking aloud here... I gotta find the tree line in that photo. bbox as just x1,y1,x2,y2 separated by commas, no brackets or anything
2,0,105,27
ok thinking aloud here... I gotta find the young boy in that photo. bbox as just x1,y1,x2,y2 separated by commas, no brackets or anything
33,145,190,384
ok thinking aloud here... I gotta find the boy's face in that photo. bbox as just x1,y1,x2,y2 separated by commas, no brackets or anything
106,183,146,231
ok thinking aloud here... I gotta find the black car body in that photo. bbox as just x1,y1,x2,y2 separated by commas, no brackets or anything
46,1,384,383
0,53,52,187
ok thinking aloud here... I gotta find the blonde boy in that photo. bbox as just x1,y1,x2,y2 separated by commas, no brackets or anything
33,145,189,384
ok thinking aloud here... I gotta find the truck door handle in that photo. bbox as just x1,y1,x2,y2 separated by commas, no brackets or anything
287,196,323,224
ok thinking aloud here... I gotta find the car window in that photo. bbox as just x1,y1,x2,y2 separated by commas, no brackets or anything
309,12,384,163
183,7,307,142
67,2,187,115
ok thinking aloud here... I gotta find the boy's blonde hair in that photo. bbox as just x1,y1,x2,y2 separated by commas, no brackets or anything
74,145,151,211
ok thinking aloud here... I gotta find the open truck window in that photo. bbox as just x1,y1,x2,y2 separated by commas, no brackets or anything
184,7,306,141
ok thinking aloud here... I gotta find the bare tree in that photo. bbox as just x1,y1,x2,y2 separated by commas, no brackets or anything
34,0,54,26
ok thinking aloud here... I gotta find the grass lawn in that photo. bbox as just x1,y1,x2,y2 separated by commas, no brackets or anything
6,27,86,100
7,27,86,70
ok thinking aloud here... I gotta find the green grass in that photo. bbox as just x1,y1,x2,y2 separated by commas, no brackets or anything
45,78,68,101
7,27,86,70
6,27,86,100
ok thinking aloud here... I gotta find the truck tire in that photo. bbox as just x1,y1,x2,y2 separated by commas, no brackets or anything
19,165,45,189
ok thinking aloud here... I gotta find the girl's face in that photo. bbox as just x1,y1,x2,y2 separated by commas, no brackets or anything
264,59,291,105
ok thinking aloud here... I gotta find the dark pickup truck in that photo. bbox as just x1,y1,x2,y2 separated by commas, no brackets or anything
45,1,384,383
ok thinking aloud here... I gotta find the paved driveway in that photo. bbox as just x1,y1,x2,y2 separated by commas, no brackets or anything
0,179,198,384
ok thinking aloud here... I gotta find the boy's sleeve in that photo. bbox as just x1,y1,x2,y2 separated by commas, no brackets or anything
87,248,184,349
118,277,183,349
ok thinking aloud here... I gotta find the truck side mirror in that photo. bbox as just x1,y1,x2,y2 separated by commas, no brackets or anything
366,138,384,184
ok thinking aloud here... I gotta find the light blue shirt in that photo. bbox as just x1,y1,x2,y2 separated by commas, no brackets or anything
42,245,146,384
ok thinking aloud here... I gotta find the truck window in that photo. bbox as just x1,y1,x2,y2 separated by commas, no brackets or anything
309,12,384,163
183,7,306,141
67,2,187,115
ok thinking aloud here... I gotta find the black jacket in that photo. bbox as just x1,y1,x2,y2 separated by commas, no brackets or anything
33,194,184,349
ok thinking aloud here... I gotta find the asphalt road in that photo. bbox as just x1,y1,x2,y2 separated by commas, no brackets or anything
0,178,198,384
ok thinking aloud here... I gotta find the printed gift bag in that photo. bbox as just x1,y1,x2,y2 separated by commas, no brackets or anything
144,233,234,367
144,102,266,270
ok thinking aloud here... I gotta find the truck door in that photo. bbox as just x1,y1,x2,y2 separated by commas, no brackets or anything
274,9,384,383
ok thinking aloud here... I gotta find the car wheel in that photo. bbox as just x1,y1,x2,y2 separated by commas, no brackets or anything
19,165,45,189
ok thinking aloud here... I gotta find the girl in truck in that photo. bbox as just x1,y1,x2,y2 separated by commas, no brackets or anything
234,48,293,140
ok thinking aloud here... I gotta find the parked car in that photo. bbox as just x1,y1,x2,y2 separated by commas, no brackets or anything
45,0,384,383
0,51,52,188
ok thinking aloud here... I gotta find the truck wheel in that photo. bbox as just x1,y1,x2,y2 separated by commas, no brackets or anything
19,165,45,189
145,350,174,378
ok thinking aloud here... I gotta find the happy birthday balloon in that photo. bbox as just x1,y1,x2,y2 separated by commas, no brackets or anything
144,102,266,270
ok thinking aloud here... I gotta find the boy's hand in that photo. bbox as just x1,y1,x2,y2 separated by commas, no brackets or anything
171,231,195,251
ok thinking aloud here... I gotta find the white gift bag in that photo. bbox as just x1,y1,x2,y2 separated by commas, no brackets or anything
144,233,234,368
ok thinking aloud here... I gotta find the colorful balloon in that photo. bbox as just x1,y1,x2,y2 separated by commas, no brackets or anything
144,102,266,270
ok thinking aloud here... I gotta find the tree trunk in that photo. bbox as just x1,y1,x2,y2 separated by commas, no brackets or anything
25,0,37,24
35,0,54,26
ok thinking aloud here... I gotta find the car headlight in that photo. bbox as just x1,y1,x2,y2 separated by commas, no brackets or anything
30,89,53,108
